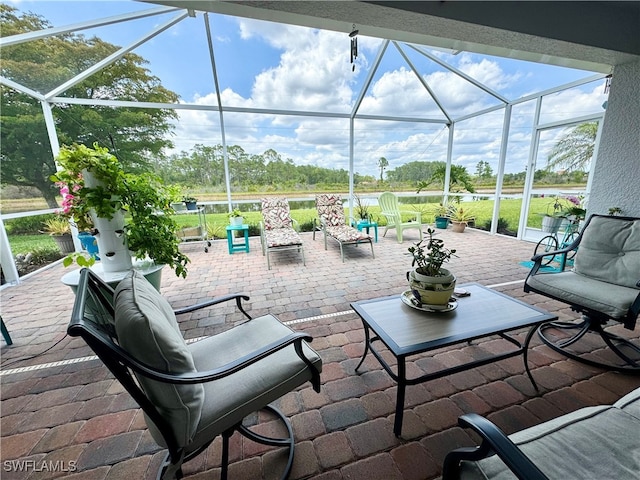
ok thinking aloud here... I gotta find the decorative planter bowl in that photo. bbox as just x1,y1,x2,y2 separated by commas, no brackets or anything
407,268,456,306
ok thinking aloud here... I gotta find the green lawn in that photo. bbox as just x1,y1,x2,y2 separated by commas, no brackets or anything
8,197,555,256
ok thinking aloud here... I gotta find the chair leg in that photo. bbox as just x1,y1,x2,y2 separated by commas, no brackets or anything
538,317,640,373
236,405,296,480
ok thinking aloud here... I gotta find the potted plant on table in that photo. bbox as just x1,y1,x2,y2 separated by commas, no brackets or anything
229,208,244,226
182,195,198,211
406,228,457,306
448,205,474,233
51,143,190,278
42,216,75,254
354,194,371,224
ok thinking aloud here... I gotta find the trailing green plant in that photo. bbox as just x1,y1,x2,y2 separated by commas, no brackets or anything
50,143,190,277
407,227,457,276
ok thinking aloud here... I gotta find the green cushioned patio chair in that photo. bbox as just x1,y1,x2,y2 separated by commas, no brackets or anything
68,268,322,480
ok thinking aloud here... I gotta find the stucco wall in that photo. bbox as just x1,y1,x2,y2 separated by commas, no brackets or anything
588,60,640,217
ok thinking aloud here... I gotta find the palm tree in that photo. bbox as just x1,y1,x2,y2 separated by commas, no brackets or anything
547,122,597,172
377,157,389,182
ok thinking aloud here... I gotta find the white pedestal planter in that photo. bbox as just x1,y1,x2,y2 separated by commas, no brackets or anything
83,170,132,273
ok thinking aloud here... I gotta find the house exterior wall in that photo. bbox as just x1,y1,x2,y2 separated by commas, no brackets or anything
588,60,640,217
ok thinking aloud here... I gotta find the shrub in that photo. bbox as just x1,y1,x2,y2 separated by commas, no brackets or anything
5,214,55,235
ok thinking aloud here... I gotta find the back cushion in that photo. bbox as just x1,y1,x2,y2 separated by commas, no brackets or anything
316,194,345,226
574,215,640,289
261,197,292,230
114,270,203,448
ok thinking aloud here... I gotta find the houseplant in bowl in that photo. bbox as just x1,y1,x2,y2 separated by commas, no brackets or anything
42,216,75,254
406,227,457,306
51,143,190,278
448,205,474,233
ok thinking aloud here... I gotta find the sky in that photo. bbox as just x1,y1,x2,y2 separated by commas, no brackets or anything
5,0,610,178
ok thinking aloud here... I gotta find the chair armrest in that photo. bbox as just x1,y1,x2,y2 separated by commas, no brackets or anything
173,293,251,320
443,414,549,480
114,331,315,385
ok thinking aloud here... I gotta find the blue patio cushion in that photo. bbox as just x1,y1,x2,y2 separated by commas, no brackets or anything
573,215,640,289
114,270,204,448
460,400,640,479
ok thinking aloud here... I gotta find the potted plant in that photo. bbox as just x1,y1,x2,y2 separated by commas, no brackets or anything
42,217,75,254
406,227,457,306
432,203,450,229
51,143,190,278
539,195,568,233
354,194,370,224
608,206,623,216
448,205,474,233
182,195,198,211
229,208,244,226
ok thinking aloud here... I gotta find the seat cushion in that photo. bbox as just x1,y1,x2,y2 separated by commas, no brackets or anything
325,225,371,243
574,216,640,289
114,270,204,448
460,405,640,479
264,228,302,248
615,387,640,420
186,314,322,454
316,194,346,226
526,270,639,320
261,197,293,230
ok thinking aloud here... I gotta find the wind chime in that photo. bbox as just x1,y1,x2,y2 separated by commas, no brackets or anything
349,24,358,71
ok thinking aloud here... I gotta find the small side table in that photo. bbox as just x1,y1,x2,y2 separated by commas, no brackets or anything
226,224,250,254
356,220,378,242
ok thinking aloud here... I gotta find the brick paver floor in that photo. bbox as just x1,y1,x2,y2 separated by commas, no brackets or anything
2,226,640,479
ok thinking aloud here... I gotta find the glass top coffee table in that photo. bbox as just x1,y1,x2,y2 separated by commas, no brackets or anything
350,283,557,436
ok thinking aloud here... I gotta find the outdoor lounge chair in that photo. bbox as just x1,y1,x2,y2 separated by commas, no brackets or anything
67,268,322,480
378,191,423,243
314,194,375,262
524,213,640,372
260,197,305,270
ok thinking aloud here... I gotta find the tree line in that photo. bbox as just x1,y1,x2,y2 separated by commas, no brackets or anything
1,5,593,209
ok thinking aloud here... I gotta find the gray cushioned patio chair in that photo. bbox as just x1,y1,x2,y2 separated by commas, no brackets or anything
68,268,322,480
443,386,640,479
524,213,640,372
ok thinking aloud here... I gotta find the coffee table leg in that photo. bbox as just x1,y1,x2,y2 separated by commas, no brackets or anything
523,325,539,391
394,359,406,436
355,323,371,372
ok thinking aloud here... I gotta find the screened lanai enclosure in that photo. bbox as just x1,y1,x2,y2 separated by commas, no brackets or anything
0,1,610,283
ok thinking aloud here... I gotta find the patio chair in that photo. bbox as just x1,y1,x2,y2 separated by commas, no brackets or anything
67,268,322,480
524,214,640,372
313,194,375,262
378,192,423,243
260,197,305,270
